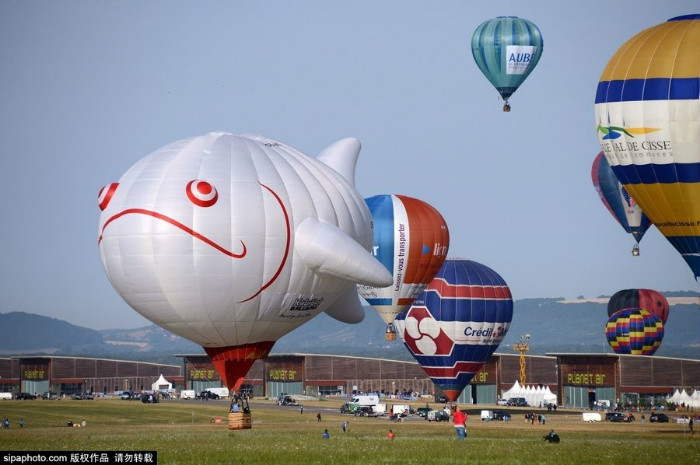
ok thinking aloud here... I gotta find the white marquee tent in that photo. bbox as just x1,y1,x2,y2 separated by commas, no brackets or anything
151,374,172,391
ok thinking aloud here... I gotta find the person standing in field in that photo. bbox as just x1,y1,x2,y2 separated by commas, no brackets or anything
387,429,395,440
453,407,467,440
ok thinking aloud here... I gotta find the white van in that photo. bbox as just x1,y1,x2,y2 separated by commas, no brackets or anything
180,390,196,400
0,392,12,401
481,410,494,421
204,387,230,398
582,412,602,422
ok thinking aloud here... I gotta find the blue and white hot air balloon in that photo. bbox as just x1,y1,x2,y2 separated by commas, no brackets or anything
394,259,513,401
591,151,652,255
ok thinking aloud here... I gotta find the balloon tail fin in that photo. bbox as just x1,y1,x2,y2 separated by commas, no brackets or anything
205,342,275,391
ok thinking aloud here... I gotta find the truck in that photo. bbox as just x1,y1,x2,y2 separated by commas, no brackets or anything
180,390,196,400
340,395,379,414
391,404,411,416
203,387,229,398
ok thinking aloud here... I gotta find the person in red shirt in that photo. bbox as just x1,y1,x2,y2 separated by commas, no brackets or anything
453,407,467,440
387,429,395,440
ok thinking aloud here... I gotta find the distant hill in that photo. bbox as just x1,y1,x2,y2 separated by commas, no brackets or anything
1,293,699,363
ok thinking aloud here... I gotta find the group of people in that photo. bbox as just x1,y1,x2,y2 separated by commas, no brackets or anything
2,417,23,428
321,426,395,440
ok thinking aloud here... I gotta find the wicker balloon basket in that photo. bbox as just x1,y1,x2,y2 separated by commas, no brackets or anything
228,412,252,430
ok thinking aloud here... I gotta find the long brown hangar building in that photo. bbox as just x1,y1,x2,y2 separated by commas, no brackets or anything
0,356,181,396
2,353,698,408
177,352,557,404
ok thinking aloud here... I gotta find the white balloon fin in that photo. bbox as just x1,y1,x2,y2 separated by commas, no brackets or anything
316,138,361,186
324,287,365,324
296,217,392,286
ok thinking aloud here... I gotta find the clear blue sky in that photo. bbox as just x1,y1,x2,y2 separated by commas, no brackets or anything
1,1,698,330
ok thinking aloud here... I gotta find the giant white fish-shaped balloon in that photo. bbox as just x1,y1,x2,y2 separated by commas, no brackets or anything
97,132,392,389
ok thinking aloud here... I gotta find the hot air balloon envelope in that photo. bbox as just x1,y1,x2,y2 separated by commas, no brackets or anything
394,259,513,402
607,289,669,324
595,14,700,277
591,151,652,251
605,308,664,355
472,16,544,111
358,194,449,340
98,132,391,390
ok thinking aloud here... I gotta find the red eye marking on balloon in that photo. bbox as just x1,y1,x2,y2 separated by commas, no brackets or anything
98,183,119,211
186,180,218,207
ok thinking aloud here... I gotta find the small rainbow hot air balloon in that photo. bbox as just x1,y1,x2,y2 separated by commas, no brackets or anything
358,194,449,340
394,259,513,401
605,308,664,355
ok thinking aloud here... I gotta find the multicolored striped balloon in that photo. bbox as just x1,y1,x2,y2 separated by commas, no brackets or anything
358,195,449,340
605,308,664,355
394,259,513,401
591,151,652,254
595,15,700,278
471,16,544,111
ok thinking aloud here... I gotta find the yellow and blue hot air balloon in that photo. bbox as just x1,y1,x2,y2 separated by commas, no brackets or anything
595,14,700,279
591,151,652,256
471,16,544,112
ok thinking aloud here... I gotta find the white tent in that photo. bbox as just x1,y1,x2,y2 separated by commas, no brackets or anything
690,390,700,409
668,389,682,404
151,374,172,391
501,380,522,400
543,386,557,406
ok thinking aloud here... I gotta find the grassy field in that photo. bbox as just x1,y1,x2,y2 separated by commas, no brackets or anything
1,397,699,465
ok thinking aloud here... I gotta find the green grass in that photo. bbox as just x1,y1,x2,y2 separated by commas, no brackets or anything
1,398,699,465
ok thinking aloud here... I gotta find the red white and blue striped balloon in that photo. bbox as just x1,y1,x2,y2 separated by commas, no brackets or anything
394,259,513,401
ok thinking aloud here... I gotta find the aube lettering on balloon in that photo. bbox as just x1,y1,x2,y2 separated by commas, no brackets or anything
97,132,392,390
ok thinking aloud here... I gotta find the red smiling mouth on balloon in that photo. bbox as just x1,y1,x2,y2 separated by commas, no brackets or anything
98,182,291,303
98,208,248,258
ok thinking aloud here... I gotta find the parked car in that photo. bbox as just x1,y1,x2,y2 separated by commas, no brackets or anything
492,410,511,421
15,393,36,400
506,397,528,407
435,395,449,403
427,410,450,422
141,393,159,403
72,393,94,400
354,406,376,417
650,413,670,423
605,412,625,422
496,398,508,406
416,407,433,418
42,391,58,400
198,390,220,400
